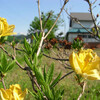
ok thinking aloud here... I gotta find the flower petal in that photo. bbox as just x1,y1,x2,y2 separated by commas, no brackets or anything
0,88,9,100
0,17,16,37
69,49,100,80
0,84,27,100
69,52,82,74
19,89,28,100
83,69,100,80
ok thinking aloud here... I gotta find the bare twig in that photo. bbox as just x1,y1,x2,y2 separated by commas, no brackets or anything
37,36,45,56
26,66,48,100
36,0,45,57
37,0,43,32
0,73,6,89
14,55,26,70
51,49,71,69
97,21,100,25
53,71,74,87
88,0,98,36
77,82,86,100
15,47,24,51
43,52,71,69
0,45,25,70
64,9,93,34
43,12,52,29
92,0,97,5
59,60,71,69
37,0,69,56
13,47,16,56
43,53,69,61
1,76,6,90
44,0,69,39
26,67,37,92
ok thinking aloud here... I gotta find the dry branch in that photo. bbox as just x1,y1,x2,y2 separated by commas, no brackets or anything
77,82,86,100
53,71,74,87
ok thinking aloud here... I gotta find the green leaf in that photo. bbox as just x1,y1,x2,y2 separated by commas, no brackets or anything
50,72,61,88
46,63,54,84
33,54,41,67
28,90,36,97
1,53,8,71
24,55,33,70
0,64,3,72
44,85,53,100
98,35,100,39
0,53,15,73
43,65,47,81
61,89,64,96
32,34,37,41
37,90,44,100
31,45,38,58
52,87,64,100
34,54,38,66
6,60,15,72
36,32,39,39
0,36,8,43
24,38,32,55
34,67,45,86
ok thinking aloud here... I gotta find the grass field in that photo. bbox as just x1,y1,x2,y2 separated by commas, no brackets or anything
0,44,100,100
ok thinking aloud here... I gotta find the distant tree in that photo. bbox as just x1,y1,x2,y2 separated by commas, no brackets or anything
7,36,19,43
28,11,63,39
7,35,26,43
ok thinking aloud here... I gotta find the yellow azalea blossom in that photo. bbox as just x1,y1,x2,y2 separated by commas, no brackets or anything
0,84,28,100
69,49,100,80
0,17,16,37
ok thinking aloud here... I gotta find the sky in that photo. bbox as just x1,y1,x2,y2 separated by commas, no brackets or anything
0,0,100,36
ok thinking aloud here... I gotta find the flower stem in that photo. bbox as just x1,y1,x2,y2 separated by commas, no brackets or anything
1,77,6,90
77,82,86,100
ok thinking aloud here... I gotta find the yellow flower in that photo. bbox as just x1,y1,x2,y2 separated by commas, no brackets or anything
69,49,100,80
0,17,16,37
0,84,28,100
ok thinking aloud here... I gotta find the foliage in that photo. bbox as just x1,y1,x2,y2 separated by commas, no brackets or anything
28,11,63,39
30,64,64,100
0,36,8,44
7,35,26,43
23,33,64,99
23,33,42,70
92,27,100,39
71,37,84,50
7,36,18,43
0,53,15,75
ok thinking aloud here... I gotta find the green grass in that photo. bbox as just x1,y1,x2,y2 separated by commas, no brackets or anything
0,44,100,100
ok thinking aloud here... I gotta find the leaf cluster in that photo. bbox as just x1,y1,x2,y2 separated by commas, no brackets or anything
0,53,15,75
22,32,64,99
28,11,63,39
71,38,84,50
23,33,42,70
32,64,64,100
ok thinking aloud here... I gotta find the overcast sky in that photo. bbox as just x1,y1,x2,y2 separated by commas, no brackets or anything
0,0,100,36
